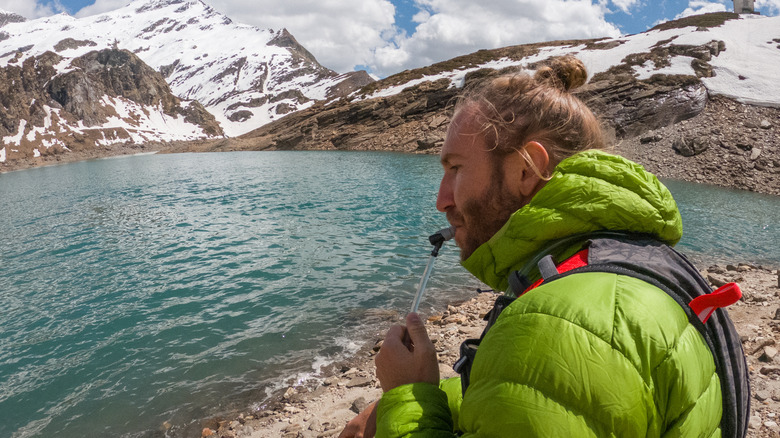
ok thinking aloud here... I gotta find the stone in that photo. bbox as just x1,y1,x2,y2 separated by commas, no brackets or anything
774,308,780,321
444,314,468,324
640,134,662,144
749,415,762,429
284,423,303,432
760,346,778,362
756,390,771,401
750,148,762,161
760,119,772,129
350,396,370,414
202,428,214,437
760,365,780,375
345,376,373,388
308,418,322,431
283,406,301,414
416,136,441,151
707,273,729,288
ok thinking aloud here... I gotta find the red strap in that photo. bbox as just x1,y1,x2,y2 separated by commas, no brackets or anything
689,283,742,324
521,249,741,325
522,249,589,295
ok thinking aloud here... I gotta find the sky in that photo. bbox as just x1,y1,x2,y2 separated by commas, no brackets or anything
3,0,780,77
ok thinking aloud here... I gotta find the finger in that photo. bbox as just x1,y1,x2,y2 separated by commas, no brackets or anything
384,324,406,343
405,313,432,347
401,330,412,349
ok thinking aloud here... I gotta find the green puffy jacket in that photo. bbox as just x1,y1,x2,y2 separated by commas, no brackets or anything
377,150,722,437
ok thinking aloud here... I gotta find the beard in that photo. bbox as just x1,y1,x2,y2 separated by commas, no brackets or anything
448,166,526,261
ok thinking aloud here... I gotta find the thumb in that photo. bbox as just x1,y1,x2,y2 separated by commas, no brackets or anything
405,312,431,346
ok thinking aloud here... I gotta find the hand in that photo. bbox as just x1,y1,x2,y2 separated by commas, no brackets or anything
375,312,440,392
338,400,377,438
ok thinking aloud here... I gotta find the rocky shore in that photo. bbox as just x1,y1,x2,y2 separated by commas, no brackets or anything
198,261,780,438
613,95,780,196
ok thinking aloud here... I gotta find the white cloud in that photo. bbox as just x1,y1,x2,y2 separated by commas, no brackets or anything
204,0,398,74
367,0,621,77
675,0,728,18
610,0,640,13
756,0,780,14
0,0,64,18
69,0,623,77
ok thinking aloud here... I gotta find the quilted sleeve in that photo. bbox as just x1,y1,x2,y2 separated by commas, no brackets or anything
376,382,455,438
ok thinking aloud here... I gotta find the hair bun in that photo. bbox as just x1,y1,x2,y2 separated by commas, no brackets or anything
533,55,588,91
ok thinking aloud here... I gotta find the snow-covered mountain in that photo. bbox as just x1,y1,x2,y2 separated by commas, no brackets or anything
1,0,371,136
233,12,778,194
358,13,780,108
0,0,372,165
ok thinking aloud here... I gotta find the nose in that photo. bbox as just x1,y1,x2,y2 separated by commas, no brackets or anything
436,175,454,212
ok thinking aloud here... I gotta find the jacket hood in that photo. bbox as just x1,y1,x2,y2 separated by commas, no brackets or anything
461,150,683,291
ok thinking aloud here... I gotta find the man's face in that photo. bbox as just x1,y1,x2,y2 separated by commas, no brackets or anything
436,109,526,260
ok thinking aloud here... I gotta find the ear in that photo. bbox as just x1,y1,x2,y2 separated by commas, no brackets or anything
506,141,550,197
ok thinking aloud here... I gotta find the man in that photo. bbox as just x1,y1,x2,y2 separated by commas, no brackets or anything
342,57,741,437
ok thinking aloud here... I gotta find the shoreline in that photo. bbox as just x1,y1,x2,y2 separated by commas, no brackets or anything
2,144,779,199
0,143,166,173
197,261,780,438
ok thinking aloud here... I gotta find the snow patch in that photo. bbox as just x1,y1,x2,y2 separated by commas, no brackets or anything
33,148,40,157
0,147,5,163
3,120,27,146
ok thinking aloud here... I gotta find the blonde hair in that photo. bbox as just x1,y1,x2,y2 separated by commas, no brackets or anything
455,55,605,178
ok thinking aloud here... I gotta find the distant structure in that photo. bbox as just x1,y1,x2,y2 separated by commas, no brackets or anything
733,0,755,13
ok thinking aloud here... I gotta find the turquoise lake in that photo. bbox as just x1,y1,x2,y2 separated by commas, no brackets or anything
1,151,778,437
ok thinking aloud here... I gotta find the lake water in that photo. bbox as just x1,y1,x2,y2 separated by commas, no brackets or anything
1,151,778,437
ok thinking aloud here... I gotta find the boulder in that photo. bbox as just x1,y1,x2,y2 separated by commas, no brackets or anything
673,135,709,157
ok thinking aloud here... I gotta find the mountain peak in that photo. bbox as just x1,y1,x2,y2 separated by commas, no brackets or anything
0,9,27,27
269,28,320,66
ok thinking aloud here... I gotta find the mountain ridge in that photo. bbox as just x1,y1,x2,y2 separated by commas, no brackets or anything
194,11,777,195
0,0,372,165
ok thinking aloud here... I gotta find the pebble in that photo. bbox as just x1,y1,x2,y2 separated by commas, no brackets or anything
284,406,301,414
350,396,369,414
757,390,771,401
202,428,214,437
308,418,322,431
750,415,762,429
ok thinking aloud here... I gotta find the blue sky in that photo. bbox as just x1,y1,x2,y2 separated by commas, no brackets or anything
4,0,780,77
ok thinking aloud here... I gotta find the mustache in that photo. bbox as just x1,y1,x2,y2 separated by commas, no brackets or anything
446,211,464,226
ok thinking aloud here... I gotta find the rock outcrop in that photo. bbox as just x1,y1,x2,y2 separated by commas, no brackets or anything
0,48,222,163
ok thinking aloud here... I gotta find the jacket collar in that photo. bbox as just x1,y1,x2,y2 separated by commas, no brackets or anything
461,150,683,291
